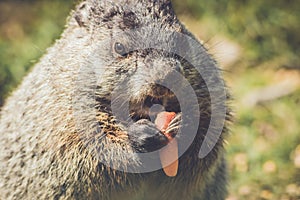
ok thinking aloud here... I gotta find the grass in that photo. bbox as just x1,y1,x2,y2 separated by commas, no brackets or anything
0,0,74,106
225,67,300,199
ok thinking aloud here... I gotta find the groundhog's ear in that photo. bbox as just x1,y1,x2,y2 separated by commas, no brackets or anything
74,2,91,28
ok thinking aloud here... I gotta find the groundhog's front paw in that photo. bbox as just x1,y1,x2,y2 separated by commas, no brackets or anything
128,119,168,153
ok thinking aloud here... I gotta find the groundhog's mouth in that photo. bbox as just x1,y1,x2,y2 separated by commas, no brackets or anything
128,84,180,122
129,92,181,177
129,94,181,123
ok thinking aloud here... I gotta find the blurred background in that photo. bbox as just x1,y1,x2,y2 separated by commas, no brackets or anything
0,0,299,199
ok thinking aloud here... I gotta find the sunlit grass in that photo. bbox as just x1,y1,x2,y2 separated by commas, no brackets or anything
227,67,300,199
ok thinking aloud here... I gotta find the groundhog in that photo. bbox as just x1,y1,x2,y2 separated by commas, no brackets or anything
0,0,231,199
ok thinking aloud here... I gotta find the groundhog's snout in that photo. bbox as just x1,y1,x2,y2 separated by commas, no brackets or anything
129,54,183,99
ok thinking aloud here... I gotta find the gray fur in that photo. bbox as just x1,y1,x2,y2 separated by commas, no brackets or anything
0,0,230,199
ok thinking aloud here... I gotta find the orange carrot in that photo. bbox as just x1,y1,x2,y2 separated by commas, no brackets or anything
155,112,179,177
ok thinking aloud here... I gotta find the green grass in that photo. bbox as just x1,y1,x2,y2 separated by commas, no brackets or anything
173,0,300,69
0,0,74,106
226,68,300,199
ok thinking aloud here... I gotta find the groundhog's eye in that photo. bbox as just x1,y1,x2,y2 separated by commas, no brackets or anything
114,42,126,56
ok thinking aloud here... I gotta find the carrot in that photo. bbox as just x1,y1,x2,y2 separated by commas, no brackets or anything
155,112,179,177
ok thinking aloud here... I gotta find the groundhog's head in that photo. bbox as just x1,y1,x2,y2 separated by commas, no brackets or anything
70,0,228,173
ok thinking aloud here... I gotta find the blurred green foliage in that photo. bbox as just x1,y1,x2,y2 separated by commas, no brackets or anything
0,0,74,106
226,68,300,199
173,0,300,68
0,0,299,199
